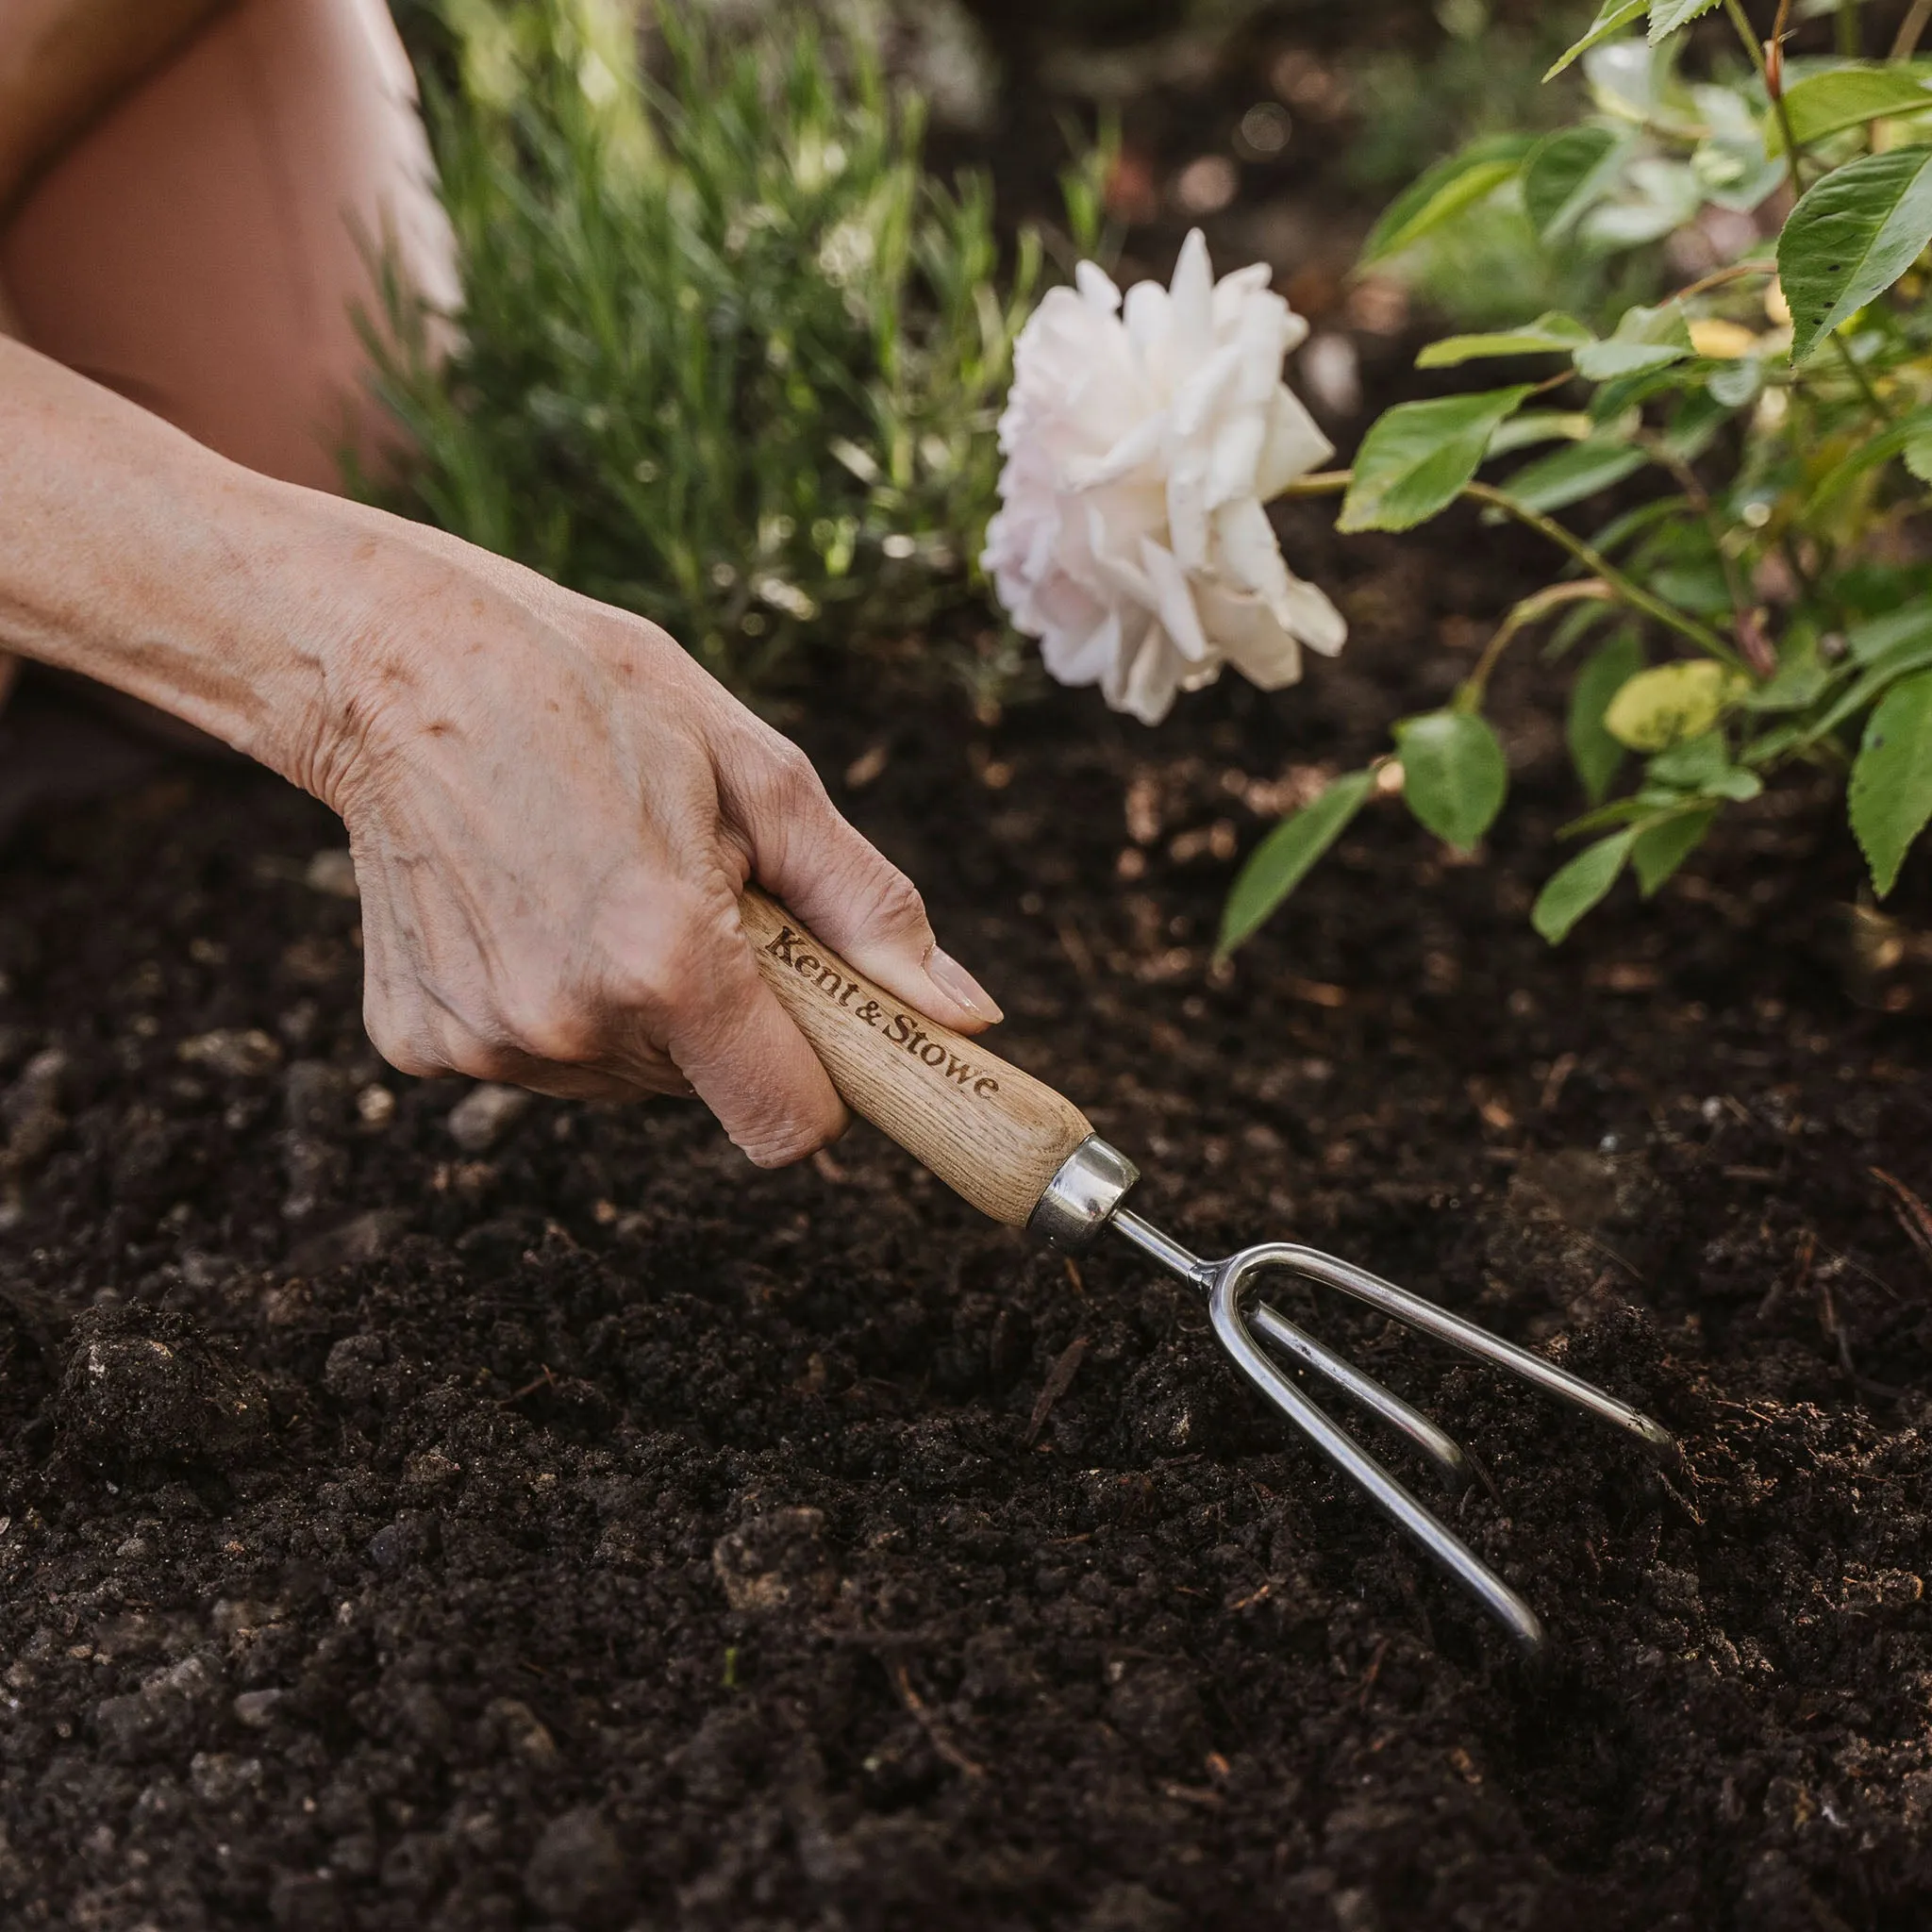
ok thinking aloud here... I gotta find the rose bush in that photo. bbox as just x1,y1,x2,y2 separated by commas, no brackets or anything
991,3,1932,952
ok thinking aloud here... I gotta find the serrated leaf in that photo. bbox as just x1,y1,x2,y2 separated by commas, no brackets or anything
1547,0,1649,81
1218,770,1377,955
1504,437,1650,515
1848,667,1932,896
1532,830,1637,943
1338,386,1537,533
1392,711,1508,854
1524,126,1626,241
1779,147,1932,363
1417,313,1595,369
1359,135,1537,264
1569,628,1646,803
1773,66,1932,155
1648,0,1722,42
1603,659,1739,751
1632,808,1717,895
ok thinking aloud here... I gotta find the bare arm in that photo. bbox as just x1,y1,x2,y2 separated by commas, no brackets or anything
0,335,1002,1159
0,0,229,213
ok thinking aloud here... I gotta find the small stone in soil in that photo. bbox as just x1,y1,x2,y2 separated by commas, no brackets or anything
175,1028,283,1078
447,1081,534,1153
366,1510,441,1571
712,1506,840,1613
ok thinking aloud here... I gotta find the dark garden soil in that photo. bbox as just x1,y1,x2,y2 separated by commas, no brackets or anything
5,499,1932,1932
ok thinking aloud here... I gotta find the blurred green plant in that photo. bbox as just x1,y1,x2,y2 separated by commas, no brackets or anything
1224,0,1932,954
1346,0,1660,331
360,0,1067,706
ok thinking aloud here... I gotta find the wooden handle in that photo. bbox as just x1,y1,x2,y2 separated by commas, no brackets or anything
741,889,1092,1228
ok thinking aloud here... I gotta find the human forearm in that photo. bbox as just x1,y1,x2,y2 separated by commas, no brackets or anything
0,332,1003,1164
0,0,229,212
0,334,365,785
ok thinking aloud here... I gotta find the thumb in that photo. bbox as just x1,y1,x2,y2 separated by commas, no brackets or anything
736,758,1003,1035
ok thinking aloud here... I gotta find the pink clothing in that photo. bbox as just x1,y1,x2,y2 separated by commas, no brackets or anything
0,0,458,793
0,0,457,491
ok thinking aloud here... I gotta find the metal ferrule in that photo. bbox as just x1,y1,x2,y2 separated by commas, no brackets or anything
1026,1137,1140,1251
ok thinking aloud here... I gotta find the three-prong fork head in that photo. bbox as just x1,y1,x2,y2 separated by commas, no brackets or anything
1036,1139,1678,1657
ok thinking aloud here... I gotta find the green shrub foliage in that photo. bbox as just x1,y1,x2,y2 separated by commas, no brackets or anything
1224,0,1932,953
360,0,1043,702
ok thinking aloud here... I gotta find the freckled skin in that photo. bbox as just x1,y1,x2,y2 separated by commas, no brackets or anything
0,332,1004,1166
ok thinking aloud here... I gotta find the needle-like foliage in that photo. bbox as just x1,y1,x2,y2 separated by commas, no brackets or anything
359,0,1043,704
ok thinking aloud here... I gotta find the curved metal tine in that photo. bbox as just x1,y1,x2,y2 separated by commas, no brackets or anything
1248,1298,1472,1493
1210,1262,1545,1656
1241,1242,1678,1458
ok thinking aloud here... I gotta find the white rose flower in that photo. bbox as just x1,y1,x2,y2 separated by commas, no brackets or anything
982,228,1346,724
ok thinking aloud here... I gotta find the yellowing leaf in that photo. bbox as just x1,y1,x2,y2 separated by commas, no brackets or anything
1603,660,1740,752
1688,318,1760,358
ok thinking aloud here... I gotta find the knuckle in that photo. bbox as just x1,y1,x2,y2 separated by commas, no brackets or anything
497,990,601,1069
601,883,739,1023
861,865,929,942
747,741,826,823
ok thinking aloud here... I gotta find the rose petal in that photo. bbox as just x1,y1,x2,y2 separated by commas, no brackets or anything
1167,229,1216,367
1075,259,1123,313
1197,583,1305,690
1276,573,1349,656
1139,536,1211,663
1205,414,1265,511
1255,385,1335,497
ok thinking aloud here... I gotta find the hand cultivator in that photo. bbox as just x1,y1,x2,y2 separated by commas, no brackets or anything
746,891,1674,1656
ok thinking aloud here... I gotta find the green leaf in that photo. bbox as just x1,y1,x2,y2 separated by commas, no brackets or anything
1533,830,1637,944
1744,629,1832,713
1503,437,1650,515
1805,404,1932,514
1645,730,1760,799
1779,146,1932,363
1218,770,1377,955
1393,711,1508,854
1574,302,1695,380
1569,628,1646,803
1338,386,1536,533
1416,313,1594,369
1603,659,1740,751
1547,0,1648,80
1799,623,1932,744
1846,596,1932,665
1488,409,1595,457
1773,66,1932,155
1848,667,1932,896
1907,435,1932,484
1648,0,1722,42
1359,135,1538,264
1632,808,1717,896
1524,126,1626,241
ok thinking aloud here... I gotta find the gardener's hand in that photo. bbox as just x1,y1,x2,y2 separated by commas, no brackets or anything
304,524,1002,1166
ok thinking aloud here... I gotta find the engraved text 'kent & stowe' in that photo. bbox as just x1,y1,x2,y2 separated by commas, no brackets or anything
762,925,1001,1099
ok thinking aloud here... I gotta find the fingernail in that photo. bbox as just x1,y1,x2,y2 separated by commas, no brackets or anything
928,948,1003,1024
